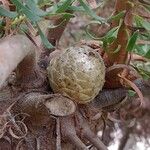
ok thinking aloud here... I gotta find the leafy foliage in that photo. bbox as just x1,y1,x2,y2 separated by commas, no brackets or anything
0,6,18,18
0,0,150,67
126,30,139,52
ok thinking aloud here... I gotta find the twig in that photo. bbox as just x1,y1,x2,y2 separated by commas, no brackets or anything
106,64,136,74
91,78,150,109
60,117,88,150
118,127,131,150
138,0,150,5
83,124,108,150
56,118,61,150
79,114,108,150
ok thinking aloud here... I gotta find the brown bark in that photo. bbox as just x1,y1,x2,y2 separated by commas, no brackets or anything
103,0,134,88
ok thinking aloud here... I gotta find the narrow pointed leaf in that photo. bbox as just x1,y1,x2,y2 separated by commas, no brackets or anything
78,0,105,22
127,30,139,52
68,6,84,12
0,6,18,18
128,90,136,97
26,0,47,16
56,0,75,13
108,11,125,22
134,44,150,59
142,20,150,31
37,24,54,49
11,0,41,22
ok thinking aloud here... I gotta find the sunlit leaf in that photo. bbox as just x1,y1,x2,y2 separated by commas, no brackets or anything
134,44,150,59
134,15,150,31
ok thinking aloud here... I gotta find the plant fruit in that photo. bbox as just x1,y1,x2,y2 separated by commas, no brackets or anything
47,45,105,104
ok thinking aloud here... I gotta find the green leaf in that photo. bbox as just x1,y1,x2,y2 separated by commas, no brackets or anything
38,0,52,8
62,13,75,20
45,12,75,20
132,64,150,80
134,15,150,31
0,19,3,28
138,68,150,80
128,90,136,97
107,11,125,22
126,30,139,52
134,44,150,59
68,6,84,12
11,0,41,22
78,0,105,23
103,19,123,41
134,15,143,27
105,27,118,38
56,0,75,13
48,19,66,29
0,6,18,18
26,0,47,16
145,51,150,58
0,19,4,37
142,20,150,31
37,24,54,49
102,20,123,50
102,27,119,44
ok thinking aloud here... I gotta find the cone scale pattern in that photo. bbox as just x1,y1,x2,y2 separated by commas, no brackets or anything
47,45,105,104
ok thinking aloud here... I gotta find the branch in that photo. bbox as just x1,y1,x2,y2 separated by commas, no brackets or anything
77,112,108,150
0,35,36,88
60,117,88,150
138,0,150,5
90,78,150,109
118,127,131,150
0,34,45,89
